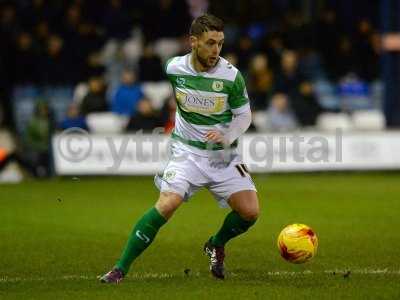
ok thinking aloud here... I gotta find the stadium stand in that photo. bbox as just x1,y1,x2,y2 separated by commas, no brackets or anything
0,0,390,177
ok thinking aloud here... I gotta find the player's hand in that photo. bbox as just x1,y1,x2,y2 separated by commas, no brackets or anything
204,130,228,145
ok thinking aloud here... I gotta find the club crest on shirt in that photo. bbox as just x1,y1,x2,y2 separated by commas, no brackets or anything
176,77,186,86
163,170,176,181
212,80,224,92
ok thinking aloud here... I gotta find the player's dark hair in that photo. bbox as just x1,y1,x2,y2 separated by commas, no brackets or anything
190,14,224,36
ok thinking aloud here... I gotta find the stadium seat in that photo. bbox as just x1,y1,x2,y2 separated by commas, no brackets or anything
338,75,373,111
352,110,386,130
370,80,384,110
86,112,129,133
142,81,173,110
313,79,340,110
316,112,353,131
44,86,74,124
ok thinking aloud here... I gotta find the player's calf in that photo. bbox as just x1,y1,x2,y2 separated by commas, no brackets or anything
99,193,183,283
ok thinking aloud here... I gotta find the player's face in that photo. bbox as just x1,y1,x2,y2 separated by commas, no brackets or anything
191,31,224,69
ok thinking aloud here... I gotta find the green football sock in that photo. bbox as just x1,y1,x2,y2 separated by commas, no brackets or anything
211,210,257,247
115,207,167,274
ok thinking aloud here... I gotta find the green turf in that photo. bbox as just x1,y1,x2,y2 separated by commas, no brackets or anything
1,173,400,299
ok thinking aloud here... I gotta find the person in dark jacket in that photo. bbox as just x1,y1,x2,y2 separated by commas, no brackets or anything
127,99,161,132
80,76,108,115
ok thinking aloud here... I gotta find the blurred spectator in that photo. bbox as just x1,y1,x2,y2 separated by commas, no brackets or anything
298,47,325,80
74,22,105,73
224,52,238,66
262,33,285,73
276,50,304,94
266,93,298,132
142,0,191,40
0,54,10,127
354,20,380,82
34,20,51,46
0,4,19,41
138,44,164,81
84,51,106,79
61,4,82,43
247,53,274,110
102,0,132,40
160,95,177,133
282,10,311,50
0,146,40,177
0,1,384,133
1,3,19,97
234,35,254,70
111,70,145,117
19,0,60,30
59,103,88,130
315,8,341,77
292,82,322,126
187,0,209,18
38,35,74,85
276,50,321,125
22,100,53,177
0,147,16,173
80,76,108,115
127,99,161,132
330,36,360,80
13,32,39,85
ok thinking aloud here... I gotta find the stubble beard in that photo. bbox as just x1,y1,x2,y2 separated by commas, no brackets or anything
194,48,214,70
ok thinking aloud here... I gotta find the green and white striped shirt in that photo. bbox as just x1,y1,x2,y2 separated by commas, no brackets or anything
165,53,250,154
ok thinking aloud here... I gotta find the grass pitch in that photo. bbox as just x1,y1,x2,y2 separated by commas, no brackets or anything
1,173,400,299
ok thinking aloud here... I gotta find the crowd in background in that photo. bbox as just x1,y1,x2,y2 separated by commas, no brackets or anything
0,0,382,176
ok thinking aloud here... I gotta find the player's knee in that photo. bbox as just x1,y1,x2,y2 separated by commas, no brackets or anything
155,192,183,220
229,190,260,221
241,208,259,221
240,202,260,221
155,202,176,220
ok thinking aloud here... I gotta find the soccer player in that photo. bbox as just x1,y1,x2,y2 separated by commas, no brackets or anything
100,14,259,283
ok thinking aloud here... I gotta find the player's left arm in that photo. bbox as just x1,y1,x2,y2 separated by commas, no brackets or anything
205,71,252,145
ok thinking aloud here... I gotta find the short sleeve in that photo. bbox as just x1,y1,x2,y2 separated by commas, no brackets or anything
164,57,175,75
229,71,249,109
